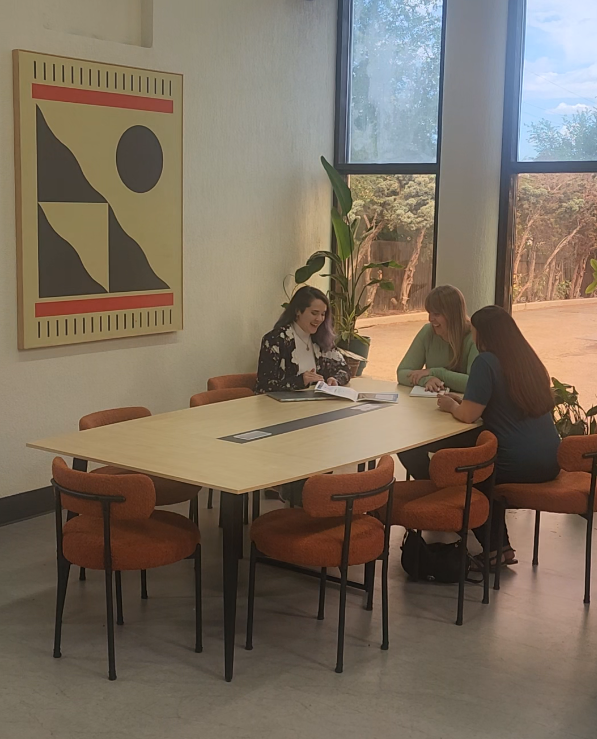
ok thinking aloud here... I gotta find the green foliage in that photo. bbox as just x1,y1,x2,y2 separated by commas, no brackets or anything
528,111,597,162
551,378,597,438
291,158,404,344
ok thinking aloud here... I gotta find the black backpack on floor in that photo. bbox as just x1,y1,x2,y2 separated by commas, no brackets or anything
400,530,475,583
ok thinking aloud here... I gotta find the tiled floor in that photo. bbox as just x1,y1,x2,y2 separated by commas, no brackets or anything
2,495,597,739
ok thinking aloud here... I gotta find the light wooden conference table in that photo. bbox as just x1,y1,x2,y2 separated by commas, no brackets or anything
29,378,477,681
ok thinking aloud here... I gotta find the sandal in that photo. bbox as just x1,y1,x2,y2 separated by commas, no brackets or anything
471,548,518,573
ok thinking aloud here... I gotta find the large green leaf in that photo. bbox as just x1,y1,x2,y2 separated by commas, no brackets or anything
586,279,597,295
366,279,395,291
331,208,353,259
294,254,326,284
321,156,352,217
586,406,597,417
307,249,342,266
591,258,597,271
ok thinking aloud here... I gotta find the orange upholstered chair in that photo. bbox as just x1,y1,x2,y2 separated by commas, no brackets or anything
190,389,254,524
494,435,597,600
246,456,395,673
76,407,201,591
207,373,257,392
51,458,201,681
386,431,498,625
190,387,254,407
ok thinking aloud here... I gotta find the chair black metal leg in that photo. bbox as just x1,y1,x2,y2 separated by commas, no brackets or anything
317,568,327,620
79,567,86,581
218,500,223,528
252,490,261,521
494,506,505,591
533,511,541,567
483,501,492,605
364,560,375,611
115,571,124,626
207,489,214,509
189,496,199,525
195,545,203,653
104,568,117,681
456,534,468,626
335,564,349,674
53,558,71,658
584,509,594,605
246,542,257,649
381,552,389,650
140,569,148,600
243,494,249,525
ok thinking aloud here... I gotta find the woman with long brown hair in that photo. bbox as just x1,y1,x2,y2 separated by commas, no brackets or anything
438,305,560,566
397,285,479,479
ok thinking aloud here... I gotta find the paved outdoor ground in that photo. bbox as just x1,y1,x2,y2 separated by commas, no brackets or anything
362,299,597,410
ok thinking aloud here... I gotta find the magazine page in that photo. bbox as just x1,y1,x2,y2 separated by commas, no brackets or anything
356,392,399,404
314,381,359,402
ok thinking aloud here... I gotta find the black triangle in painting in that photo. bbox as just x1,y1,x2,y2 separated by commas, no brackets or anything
36,106,106,204
38,205,107,298
108,207,170,292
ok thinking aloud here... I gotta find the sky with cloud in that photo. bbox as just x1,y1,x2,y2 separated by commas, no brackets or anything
520,0,597,159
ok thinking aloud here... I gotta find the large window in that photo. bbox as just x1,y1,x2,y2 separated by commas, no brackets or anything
498,0,597,406
336,0,446,380
349,0,443,163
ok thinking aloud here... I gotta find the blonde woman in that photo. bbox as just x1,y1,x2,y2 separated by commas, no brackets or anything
397,284,478,394
397,285,480,479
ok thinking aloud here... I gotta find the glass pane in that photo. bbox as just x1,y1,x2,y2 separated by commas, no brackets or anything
349,0,443,164
513,173,597,405
520,0,597,162
350,174,436,381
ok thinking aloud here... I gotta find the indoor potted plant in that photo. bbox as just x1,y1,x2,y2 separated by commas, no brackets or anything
551,378,597,437
290,156,403,375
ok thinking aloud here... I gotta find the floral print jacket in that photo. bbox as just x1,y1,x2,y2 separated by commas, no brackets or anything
255,324,351,394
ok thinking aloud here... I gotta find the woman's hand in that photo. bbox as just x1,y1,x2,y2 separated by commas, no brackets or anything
437,395,459,414
408,369,429,386
302,369,324,386
443,392,463,404
425,377,444,393
326,377,339,386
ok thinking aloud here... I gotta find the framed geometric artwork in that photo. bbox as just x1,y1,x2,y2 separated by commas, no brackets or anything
13,50,183,349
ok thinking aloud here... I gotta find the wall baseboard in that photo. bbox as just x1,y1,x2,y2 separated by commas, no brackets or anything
0,486,53,526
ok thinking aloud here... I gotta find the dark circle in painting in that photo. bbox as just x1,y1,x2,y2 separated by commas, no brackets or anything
116,126,163,193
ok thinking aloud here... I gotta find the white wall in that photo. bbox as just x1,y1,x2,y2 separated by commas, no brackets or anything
0,0,337,497
435,0,509,313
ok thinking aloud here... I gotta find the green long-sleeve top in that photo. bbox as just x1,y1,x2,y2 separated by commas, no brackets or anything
396,324,478,393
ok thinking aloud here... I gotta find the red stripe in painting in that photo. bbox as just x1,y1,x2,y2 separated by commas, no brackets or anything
32,83,174,113
35,293,174,317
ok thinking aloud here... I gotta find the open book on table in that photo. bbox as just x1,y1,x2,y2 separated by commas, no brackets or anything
409,385,450,398
314,381,399,404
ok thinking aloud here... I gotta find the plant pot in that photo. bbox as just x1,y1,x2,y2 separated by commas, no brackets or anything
339,335,370,377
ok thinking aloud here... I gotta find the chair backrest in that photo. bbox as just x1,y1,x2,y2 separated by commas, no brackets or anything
79,406,151,431
190,388,254,407
558,435,597,474
207,373,257,392
302,455,395,518
52,457,155,520
429,430,498,488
